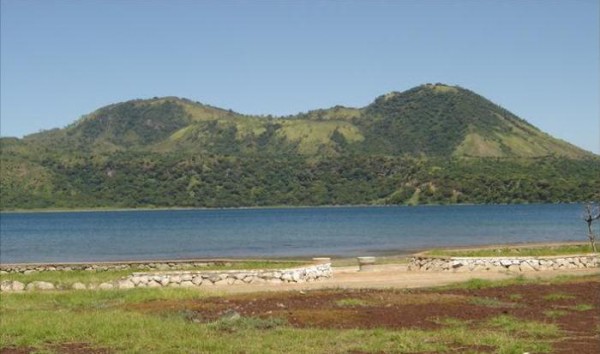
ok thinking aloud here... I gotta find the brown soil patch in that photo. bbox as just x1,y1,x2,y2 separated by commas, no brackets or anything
128,277,600,353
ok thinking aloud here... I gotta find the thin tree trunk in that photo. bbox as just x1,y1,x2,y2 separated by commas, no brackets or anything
588,222,597,252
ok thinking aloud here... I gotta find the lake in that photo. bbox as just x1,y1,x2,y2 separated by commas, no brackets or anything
0,204,588,263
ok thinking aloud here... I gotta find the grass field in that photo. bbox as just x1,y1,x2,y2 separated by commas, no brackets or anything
2,273,598,353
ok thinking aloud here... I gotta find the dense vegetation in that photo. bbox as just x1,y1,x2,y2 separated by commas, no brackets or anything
1,84,598,210
2,152,598,210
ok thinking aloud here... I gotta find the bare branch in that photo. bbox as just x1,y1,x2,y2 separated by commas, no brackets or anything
582,202,599,253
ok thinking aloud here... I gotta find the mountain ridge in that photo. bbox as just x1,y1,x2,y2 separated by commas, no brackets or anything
2,83,598,210
5,83,592,159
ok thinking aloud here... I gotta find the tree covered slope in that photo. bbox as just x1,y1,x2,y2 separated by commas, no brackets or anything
1,83,598,209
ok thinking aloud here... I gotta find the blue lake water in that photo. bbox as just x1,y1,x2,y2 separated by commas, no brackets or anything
0,204,588,263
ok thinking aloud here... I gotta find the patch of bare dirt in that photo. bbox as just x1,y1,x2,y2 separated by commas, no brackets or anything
441,279,600,354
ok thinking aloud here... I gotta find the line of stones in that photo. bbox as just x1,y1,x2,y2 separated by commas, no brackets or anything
408,254,599,272
0,260,236,275
0,263,332,292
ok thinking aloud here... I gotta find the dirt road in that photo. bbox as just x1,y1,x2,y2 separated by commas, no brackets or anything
204,264,600,294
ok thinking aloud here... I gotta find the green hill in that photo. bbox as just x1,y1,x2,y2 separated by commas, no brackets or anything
1,83,598,210
359,84,586,158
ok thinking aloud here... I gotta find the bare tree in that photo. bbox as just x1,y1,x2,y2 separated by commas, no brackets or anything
583,203,600,252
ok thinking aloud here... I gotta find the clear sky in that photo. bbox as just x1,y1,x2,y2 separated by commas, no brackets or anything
1,0,599,153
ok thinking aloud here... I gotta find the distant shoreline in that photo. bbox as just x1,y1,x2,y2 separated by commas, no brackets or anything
0,201,582,214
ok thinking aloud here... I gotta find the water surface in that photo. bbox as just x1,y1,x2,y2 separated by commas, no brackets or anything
0,204,587,263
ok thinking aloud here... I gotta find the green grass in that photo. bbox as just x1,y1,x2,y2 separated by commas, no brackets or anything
208,316,288,332
486,315,560,339
543,310,568,319
569,304,594,311
435,272,600,292
469,297,517,308
335,298,368,307
430,317,471,327
0,261,305,288
426,244,595,257
508,294,523,301
543,293,576,301
436,275,529,291
1,287,561,353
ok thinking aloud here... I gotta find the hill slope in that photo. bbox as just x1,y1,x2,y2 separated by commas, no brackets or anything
359,84,586,158
5,83,591,158
1,83,598,210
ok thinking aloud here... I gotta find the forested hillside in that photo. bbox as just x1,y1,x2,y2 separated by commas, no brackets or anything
1,84,598,210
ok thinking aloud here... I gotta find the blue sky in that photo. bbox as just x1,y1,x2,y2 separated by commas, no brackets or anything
1,0,599,153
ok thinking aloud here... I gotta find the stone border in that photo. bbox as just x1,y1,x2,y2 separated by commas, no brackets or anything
0,259,256,274
408,253,599,272
0,263,332,292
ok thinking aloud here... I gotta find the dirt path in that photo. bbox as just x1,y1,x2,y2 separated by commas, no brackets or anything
204,265,600,294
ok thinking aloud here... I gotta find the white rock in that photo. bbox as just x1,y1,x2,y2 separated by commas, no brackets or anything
72,282,87,290
507,264,521,272
147,280,161,288
26,281,55,291
527,261,540,271
117,280,135,289
12,281,25,291
99,282,114,290
180,281,194,288
520,263,535,272
207,274,221,283
0,281,12,291
191,276,203,285
156,264,170,271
